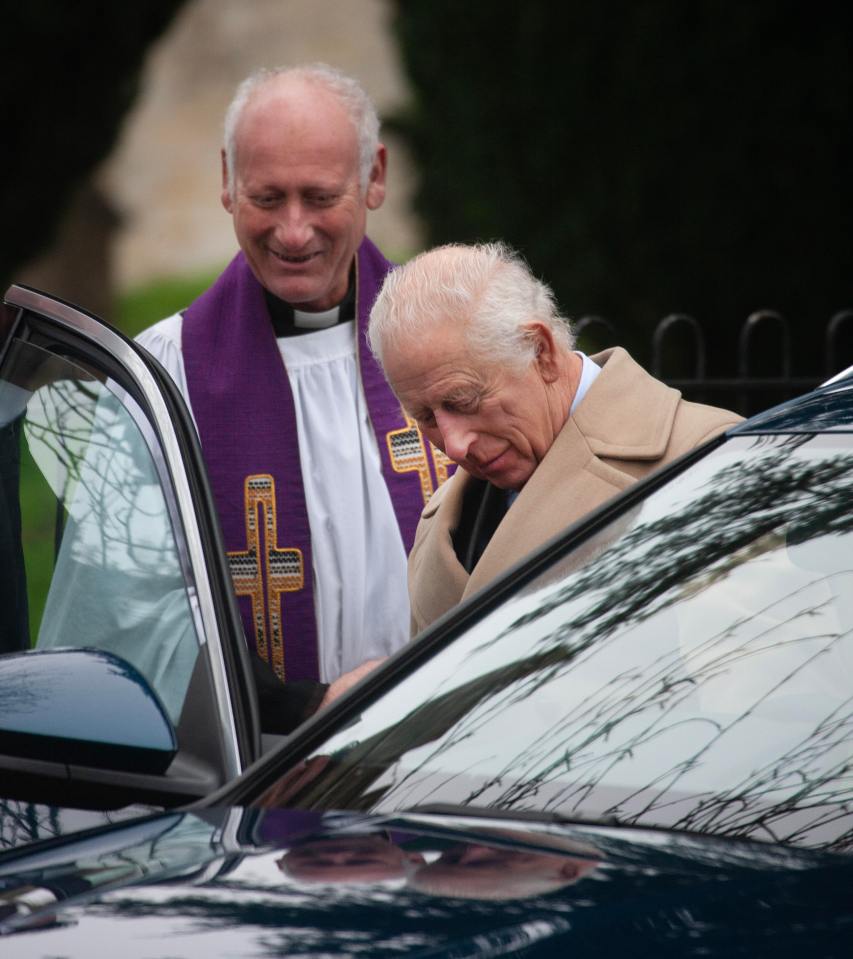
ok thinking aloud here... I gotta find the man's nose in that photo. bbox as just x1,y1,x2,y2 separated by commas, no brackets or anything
434,410,475,463
274,202,312,248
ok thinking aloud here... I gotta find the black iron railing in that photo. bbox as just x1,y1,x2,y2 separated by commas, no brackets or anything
575,310,853,417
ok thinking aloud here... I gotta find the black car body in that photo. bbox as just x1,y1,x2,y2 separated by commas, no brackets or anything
1,286,853,955
2,804,852,957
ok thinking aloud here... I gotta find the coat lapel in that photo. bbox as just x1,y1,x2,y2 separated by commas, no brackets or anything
409,348,685,629
572,348,681,461
407,475,471,632
465,349,681,597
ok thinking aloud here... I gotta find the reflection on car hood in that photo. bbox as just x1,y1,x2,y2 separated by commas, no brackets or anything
0,805,851,957
0,799,158,855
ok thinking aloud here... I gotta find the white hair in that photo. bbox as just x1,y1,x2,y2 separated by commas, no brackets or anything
222,62,381,198
368,242,575,373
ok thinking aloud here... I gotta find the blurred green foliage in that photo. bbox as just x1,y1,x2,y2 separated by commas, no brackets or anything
0,1,188,290
389,0,853,377
19,443,54,646
115,269,225,338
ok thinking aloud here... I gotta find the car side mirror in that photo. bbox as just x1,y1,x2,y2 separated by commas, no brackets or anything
0,648,177,774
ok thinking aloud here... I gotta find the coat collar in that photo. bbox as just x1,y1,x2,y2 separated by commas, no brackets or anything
574,347,682,461
466,348,680,595
409,347,685,625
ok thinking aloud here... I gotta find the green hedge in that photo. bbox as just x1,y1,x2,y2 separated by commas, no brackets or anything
1,1,188,290
116,269,224,339
389,1,853,375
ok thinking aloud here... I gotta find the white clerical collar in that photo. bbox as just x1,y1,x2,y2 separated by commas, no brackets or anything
293,305,341,330
570,351,601,414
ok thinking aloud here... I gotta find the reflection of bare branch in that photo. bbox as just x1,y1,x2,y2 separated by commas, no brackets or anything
25,380,175,570
22,374,198,722
281,438,853,851
0,801,64,850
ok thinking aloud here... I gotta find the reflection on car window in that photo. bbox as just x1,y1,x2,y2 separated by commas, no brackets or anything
0,339,202,723
262,434,853,850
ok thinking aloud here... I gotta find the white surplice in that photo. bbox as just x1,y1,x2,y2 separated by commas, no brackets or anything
137,314,410,683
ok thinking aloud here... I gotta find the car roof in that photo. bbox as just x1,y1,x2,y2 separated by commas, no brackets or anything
820,363,853,388
732,365,853,434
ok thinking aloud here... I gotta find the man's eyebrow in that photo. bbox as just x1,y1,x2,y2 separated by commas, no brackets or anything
305,179,346,192
443,385,481,405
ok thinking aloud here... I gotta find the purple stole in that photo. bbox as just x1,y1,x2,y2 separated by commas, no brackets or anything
182,238,453,682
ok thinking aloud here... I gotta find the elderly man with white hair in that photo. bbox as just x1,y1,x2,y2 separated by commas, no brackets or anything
368,242,742,634
136,64,451,730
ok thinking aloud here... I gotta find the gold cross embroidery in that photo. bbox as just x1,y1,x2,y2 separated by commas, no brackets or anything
227,474,303,681
386,413,454,503
431,445,454,487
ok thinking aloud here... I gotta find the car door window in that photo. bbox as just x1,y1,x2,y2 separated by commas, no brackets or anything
1,292,257,806
26,347,202,722
2,337,200,722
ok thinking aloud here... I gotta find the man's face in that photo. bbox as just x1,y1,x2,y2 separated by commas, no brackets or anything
278,835,423,884
384,319,562,491
409,843,595,900
222,78,386,311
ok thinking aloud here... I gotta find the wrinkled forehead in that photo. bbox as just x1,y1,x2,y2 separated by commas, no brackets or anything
382,317,472,382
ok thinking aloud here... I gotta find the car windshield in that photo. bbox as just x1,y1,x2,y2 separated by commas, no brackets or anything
258,432,853,851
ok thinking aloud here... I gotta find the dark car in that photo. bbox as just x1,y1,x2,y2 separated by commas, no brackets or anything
1,285,853,955
3,803,852,957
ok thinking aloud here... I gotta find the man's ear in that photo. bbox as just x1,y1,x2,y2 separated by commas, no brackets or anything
365,144,388,211
220,148,234,213
525,322,561,383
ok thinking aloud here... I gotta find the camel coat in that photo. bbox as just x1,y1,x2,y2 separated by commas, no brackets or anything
407,347,743,635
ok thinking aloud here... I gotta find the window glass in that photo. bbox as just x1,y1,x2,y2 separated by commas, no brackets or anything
0,338,202,723
264,434,853,850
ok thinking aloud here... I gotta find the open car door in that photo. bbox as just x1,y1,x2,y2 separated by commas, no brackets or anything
0,285,261,809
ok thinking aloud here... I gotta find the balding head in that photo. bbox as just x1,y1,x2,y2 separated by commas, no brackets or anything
223,63,381,200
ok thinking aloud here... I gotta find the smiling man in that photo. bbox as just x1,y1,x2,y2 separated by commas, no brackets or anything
136,65,449,731
368,242,742,634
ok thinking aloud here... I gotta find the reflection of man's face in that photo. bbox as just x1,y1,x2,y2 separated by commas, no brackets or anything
409,843,596,901
278,835,424,884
